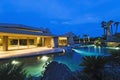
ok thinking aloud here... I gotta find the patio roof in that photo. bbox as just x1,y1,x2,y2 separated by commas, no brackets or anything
0,23,55,37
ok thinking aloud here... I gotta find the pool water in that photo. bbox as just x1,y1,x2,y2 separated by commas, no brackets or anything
73,45,110,56
0,45,118,77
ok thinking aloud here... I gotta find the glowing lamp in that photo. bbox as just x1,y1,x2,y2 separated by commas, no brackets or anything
41,56,49,61
11,60,20,65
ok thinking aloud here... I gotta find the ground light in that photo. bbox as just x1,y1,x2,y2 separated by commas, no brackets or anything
41,56,49,61
11,60,20,65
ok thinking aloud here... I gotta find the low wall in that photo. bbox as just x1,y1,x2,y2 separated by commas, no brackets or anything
107,42,120,47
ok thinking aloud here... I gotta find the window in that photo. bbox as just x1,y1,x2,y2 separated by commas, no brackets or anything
10,39,18,45
19,39,27,45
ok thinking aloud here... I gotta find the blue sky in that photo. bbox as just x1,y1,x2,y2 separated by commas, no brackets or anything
0,0,120,37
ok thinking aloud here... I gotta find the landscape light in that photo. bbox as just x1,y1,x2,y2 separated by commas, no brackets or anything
11,60,20,65
41,56,49,61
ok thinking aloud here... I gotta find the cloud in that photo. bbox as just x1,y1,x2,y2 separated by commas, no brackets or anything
60,14,101,25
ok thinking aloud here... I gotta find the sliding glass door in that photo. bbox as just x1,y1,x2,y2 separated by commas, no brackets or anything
8,37,37,50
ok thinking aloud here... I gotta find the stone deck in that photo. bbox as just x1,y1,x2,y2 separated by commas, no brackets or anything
0,47,64,60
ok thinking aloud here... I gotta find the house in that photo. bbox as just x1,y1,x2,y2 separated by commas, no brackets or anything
0,23,68,51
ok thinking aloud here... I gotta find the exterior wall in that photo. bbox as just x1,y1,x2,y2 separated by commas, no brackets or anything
37,37,42,47
51,38,55,48
107,42,120,47
3,36,8,51
0,32,54,51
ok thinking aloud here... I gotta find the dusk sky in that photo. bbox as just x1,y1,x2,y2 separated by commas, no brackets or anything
0,0,120,37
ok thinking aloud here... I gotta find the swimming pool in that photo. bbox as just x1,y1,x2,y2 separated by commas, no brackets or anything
0,45,119,77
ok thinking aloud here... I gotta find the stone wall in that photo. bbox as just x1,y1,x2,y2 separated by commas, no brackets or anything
107,42,120,47
42,61,79,80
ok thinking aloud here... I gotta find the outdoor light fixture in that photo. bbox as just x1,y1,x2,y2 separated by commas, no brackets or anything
41,56,49,61
37,56,41,61
11,60,20,65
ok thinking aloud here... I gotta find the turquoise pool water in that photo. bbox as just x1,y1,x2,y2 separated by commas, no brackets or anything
0,45,119,77
73,45,110,56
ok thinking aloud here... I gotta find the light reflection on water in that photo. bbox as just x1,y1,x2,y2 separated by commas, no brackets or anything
73,45,111,56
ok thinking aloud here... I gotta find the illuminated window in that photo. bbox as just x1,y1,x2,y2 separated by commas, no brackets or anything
10,39,18,45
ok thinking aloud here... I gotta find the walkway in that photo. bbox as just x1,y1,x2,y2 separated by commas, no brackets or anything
0,47,64,60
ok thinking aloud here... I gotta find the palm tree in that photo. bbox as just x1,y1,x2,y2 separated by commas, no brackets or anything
0,61,26,80
80,56,108,80
114,22,120,34
106,20,114,36
101,21,107,37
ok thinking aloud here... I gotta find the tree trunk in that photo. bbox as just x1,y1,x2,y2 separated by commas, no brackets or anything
111,25,113,35
116,26,118,34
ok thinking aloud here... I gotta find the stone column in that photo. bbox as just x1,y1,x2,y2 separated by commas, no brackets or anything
42,37,45,47
27,37,29,48
3,36,8,51
18,38,20,49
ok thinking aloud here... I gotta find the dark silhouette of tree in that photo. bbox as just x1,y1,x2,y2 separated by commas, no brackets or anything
114,22,120,34
101,21,107,37
0,61,26,80
106,20,114,36
80,56,108,80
